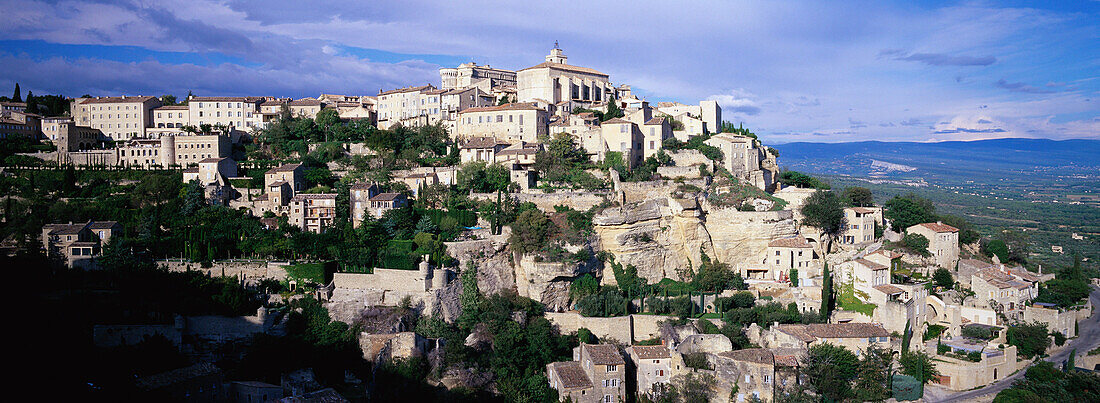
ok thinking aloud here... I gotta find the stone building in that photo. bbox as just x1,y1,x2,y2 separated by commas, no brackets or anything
376,84,436,129
758,236,815,283
930,343,1019,391
517,45,614,109
134,363,225,402
653,101,722,138
711,348,777,402
626,344,673,398
230,381,284,403
42,221,121,269
642,116,672,160
71,95,162,141
704,133,779,191
453,102,549,143
186,96,264,129
1023,303,1080,338
600,118,644,168
42,118,103,153
547,343,626,403
439,62,517,92
459,136,510,163
250,163,304,216
152,105,190,128
970,265,1038,315
907,222,960,268
841,207,878,244
0,109,41,139
758,323,890,356
289,193,338,233
114,132,232,168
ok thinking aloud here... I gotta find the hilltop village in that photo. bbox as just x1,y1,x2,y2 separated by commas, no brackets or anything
3,45,1099,402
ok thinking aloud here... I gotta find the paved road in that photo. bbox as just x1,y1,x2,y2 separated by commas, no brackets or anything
932,286,1100,402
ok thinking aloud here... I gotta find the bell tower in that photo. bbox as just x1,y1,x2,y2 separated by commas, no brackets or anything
545,41,568,64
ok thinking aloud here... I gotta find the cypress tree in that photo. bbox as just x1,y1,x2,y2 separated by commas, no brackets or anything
820,263,833,320
12,83,21,102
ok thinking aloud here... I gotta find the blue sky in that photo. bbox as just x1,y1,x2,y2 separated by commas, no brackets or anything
0,0,1097,143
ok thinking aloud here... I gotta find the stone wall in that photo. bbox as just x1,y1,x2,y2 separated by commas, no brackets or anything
333,270,428,294
469,191,611,212
158,260,288,283
1023,305,1078,338
668,150,713,169
93,323,181,348
656,166,702,179
544,312,719,344
618,179,708,204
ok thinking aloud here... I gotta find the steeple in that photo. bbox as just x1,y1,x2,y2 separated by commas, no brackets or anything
546,42,568,64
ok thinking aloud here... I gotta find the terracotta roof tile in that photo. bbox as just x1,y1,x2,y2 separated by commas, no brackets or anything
631,345,671,359
873,284,905,295
769,236,812,248
915,222,959,233
718,348,775,365
583,344,625,365
550,361,592,390
80,96,157,104
776,323,889,342
459,102,543,114
855,258,888,270
518,62,608,77
460,136,510,149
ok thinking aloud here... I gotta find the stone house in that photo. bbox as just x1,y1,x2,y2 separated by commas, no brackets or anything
906,222,960,268
759,236,815,283
841,207,878,244
863,249,903,275
711,348,778,402
134,363,225,402
759,323,891,357
600,118,644,169
547,343,626,403
516,45,614,108
844,258,890,292
958,259,994,287
626,344,673,398
970,266,1038,315
641,117,672,160
367,193,409,219
42,221,122,269
230,381,284,403
399,172,439,198
459,136,509,164
349,182,380,228
375,84,436,129
454,102,549,143
1023,303,1078,338
289,193,338,233
703,132,778,191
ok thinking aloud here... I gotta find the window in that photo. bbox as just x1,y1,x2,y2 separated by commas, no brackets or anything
604,395,613,403
605,365,616,372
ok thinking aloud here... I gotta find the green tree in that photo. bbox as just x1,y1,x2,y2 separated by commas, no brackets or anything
801,190,846,252
458,261,483,330
903,233,930,255
159,94,177,105
804,343,859,402
1007,322,1051,358
983,239,1009,262
25,91,37,113
933,268,955,288
603,95,624,121
843,186,874,207
899,351,939,384
509,209,552,254
12,83,20,102
854,345,894,402
820,263,834,320
885,193,936,232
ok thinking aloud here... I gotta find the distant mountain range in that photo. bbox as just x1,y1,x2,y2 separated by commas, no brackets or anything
771,138,1100,181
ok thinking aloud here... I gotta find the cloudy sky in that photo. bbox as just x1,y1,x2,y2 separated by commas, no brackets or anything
1,0,1097,143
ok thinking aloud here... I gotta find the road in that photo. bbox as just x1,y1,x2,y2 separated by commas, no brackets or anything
931,286,1100,402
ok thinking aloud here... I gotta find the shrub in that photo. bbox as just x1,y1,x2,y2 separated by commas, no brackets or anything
962,325,993,340
683,352,711,370
903,233,930,255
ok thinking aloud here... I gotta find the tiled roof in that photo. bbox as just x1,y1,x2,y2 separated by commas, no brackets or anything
269,180,288,187
379,85,434,96
289,99,322,106
290,193,337,201
771,348,803,367
718,348,775,365
135,363,221,391
602,118,632,125
80,96,157,104
518,62,608,77
350,182,378,190
644,117,666,125
915,222,959,233
369,192,405,202
550,361,592,390
46,223,87,235
154,105,189,110
855,258,888,270
276,387,349,403
459,102,543,114
266,163,302,174
87,221,119,229
868,249,903,259
583,343,625,365
182,167,199,173
189,96,263,102
975,267,1033,290
775,323,889,342
959,258,994,269
849,207,878,214
769,236,812,248
873,284,905,295
199,157,227,163
631,345,671,359
460,136,510,149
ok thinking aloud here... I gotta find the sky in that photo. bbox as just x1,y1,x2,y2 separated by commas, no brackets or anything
1,0,1097,144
